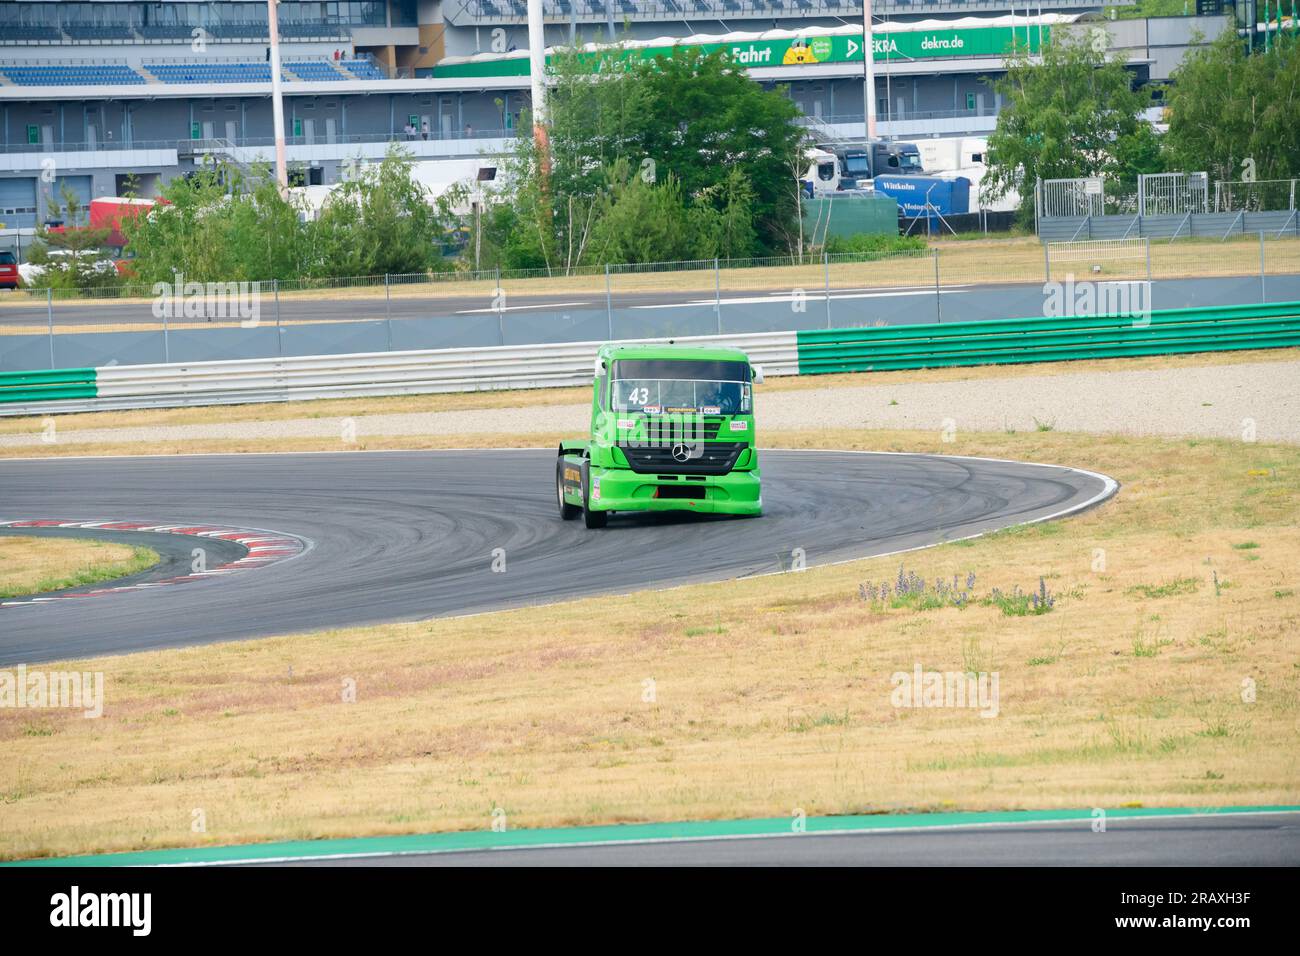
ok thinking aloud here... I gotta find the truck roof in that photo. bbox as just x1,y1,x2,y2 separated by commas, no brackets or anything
598,343,751,363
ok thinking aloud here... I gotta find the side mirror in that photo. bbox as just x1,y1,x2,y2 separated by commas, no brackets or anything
752,365,765,385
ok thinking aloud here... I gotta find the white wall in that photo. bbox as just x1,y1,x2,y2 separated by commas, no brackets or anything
0,147,178,173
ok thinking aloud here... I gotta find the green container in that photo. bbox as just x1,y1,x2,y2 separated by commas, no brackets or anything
801,193,898,241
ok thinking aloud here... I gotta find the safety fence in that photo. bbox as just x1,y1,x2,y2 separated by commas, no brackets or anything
4,302,1298,417
1037,172,1300,242
3,232,1298,374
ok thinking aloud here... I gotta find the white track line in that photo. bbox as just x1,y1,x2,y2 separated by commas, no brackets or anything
157,808,1297,867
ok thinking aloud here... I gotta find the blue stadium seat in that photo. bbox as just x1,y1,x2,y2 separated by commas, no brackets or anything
144,61,280,84
138,24,200,41
285,61,346,81
0,63,146,85
0,25,63,41
342,59,386,80
64,23,134,41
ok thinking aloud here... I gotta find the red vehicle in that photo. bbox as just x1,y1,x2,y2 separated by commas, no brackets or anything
0,250,19,289
45,196,162,275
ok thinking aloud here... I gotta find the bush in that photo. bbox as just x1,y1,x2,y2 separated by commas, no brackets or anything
823,233,927,257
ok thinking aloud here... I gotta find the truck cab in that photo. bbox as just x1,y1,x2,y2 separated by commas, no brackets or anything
811,140,925,190
556,344,763,528
870,140,924,177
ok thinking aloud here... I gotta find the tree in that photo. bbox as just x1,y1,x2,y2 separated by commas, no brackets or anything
623,48,803,255
29,183,117,292
480,49,650,274
1162,30,1300,189
984,28,1153,218
1111,118,1166,199
478,43,803,270
124,146,451,281
688,167,760,260
122,159,311,283
586,162,693,264
312,146,450,277
1103,0,1193,19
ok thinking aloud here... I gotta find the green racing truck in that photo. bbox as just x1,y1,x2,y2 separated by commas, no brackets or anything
556,343,764,528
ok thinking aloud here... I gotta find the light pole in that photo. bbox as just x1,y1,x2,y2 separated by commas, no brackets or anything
267,0,288,192
863,0,877,140
527,0,550,174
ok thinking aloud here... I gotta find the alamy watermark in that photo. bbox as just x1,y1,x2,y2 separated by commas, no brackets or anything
0,665,104,718
50,886,150,936
1043,273,1151,327
890,662,999,718
152,272,261,327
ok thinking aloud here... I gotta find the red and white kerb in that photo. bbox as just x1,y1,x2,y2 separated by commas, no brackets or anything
0,519,307,608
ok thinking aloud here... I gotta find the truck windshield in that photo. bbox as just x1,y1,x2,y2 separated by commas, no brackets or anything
898,152,923,172
843,154,870,176
611,359,751,415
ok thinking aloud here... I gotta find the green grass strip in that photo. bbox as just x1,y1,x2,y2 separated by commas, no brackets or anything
0,544,159,599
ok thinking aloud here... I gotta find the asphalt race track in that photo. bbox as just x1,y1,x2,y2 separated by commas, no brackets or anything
275,812,1300,867
6,274,1298,330
0,449,1115,664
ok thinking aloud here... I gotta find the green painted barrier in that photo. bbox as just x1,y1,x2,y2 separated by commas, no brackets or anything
797,301,1300,374
7,805,1295,866
0,368,97,403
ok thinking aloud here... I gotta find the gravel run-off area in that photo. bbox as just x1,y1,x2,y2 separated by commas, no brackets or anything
1,359,1296,448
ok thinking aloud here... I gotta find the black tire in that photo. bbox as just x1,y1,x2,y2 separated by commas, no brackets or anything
581,460,608,529
556,458,580,520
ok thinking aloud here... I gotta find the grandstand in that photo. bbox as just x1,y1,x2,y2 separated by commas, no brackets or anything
0,0,1235,245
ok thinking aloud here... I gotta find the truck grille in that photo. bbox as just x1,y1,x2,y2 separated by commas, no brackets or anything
619,441,747,476
640,416,725,443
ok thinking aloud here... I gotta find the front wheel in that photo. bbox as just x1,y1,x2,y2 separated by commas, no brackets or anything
581,461,608,529
556,459,580,520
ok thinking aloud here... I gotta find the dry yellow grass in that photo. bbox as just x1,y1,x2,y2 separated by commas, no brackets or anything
0,536,157,599
0,428,1296,860
1,346,1293,448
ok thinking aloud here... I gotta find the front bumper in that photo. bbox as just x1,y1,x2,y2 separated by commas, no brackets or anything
588,464,761,515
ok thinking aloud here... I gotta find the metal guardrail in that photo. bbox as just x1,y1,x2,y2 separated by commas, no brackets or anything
795,301,1300,374
6,301,1299,416
0,330,800,416
0,367,96,404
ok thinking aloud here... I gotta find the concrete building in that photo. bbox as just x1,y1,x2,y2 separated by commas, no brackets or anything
0,1,1238,244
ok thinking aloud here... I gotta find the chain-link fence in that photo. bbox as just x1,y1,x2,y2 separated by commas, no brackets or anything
1138,172,1210,217
1214,179,1298,214
1036,171,1300,241
3,234,1298,370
